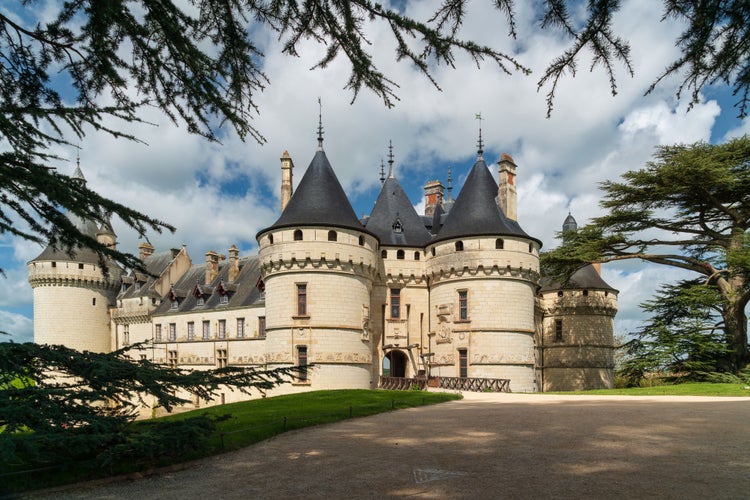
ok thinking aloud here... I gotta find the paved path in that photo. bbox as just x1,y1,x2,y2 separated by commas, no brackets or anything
27,393,750,499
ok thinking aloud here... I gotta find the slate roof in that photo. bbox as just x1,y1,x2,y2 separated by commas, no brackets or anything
117,250,176,299
365,177,432,247
31,209,103,264
153,256,264,315
540,264,618,293
433,156,541,246
259,149,370,236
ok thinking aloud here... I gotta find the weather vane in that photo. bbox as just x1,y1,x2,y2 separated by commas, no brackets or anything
475,113,484,157
317,97,324,149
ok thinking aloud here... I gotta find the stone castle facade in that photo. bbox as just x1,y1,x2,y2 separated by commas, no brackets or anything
28,130,618,404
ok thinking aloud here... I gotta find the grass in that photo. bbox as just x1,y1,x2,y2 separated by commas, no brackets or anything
1,390,460,495
553,382,750,397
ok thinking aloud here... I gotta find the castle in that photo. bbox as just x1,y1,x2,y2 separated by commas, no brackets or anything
27,125,618,405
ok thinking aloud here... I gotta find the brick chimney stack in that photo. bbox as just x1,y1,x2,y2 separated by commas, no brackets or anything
280,150,294,212
205,251,220,285
423,180,445,217
228,245,240,282
139,242,154,261
497,153,517,221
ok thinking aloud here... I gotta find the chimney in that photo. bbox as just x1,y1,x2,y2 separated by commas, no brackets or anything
423,180,444,217
497,153,517,220
228,245,240,282
139,242,154,261
205,250,220,285
280,150,294,212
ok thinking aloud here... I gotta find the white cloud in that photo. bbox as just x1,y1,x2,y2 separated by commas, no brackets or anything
0,310,33,343
1,0,743,346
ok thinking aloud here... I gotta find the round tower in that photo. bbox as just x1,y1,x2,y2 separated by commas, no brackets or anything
538,214,619,391
257,129,379,390
426,150,542,392
27,166,121,352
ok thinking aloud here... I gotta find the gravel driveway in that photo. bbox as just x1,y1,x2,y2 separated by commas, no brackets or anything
25,393,750,499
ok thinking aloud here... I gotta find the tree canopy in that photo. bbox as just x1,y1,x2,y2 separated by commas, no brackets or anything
0,341,303,466
2,1,750,271
543,136,750,371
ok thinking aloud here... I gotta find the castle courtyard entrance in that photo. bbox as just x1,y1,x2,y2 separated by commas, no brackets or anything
384,350,408,378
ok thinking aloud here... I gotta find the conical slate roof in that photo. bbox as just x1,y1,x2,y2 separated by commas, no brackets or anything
260,149,367,234
540,264,618,293
365,177,432,247
434,156,541,245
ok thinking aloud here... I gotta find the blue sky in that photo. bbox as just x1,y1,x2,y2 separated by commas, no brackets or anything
2,0,749,343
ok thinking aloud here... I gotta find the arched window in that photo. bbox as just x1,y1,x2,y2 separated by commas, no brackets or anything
431,247,436,256
528,242,534,253
557,291,563,297
328,230,337,241
358,235,365,246
268,234,274,244
293,229,303,241
583,290,589,297
381,250,387,259
414,252,420,260
495,238,504,249
455,241,464,252
397,250,405,260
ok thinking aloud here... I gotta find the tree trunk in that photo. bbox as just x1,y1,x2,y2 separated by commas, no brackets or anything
724,301,749,372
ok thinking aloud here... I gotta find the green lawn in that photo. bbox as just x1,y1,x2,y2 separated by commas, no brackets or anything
553,383,750,397
2,390,460,494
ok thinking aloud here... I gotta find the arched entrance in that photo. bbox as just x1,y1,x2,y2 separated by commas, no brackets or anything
384,350,408,378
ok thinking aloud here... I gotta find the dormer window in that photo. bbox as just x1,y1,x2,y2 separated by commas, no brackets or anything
167,286,184,310
216,280,236,306
220,295,229,305
256,277,265,301
197,297,205,306
171,300,179,310
392,217,403,234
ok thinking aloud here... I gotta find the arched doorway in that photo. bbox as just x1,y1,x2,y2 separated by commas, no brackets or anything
384,350,408,378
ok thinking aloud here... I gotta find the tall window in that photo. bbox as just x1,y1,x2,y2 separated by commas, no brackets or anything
297,346,308,381
155,324,162,342
458,290,468,320
455,241,464,251
168,350,178,368
459,348,468,378
555,319,563,342
216,349,228,368
218,319,226,339
297,283,307,316
390,288,401,319
237,318,245,338
202,320,210,340
187,321,195,341
495,238,504,249
122,324,130,346
258,316,266,338
358,235,365,246
293,229,303,241
328,230,337,241
168,323,176,341
397,249,405,260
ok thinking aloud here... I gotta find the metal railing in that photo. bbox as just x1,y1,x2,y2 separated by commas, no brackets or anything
379,376,511,393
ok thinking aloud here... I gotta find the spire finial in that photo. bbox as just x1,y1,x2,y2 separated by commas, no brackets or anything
317,97,324,150
387,140,394,179
379,158,386,186
72,147,85,183
475,113,484,158
447,166,453,201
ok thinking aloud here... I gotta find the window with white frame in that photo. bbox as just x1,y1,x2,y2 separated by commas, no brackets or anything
218,319,226,339
236,318,245,338
155,324,162,342
187,322,195,341
168,323,176,341
202,320,210,340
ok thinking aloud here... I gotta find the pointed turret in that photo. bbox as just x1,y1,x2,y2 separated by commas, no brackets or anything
434,154,540,245
365,145,431,247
